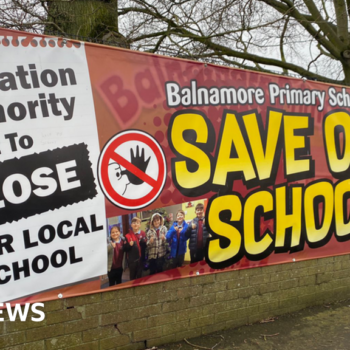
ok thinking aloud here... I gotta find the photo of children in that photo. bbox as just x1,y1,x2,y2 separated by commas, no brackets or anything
166,210,189,268
124,217,147,280
146,213,168,275
107,225,125,286
101,199,208,289
186,203,209,263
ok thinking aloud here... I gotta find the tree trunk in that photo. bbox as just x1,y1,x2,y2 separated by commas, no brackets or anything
46,0,128,48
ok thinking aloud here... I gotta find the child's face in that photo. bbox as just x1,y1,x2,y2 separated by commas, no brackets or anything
195,207,204,219
131,221,140,233
110,227,120,241
177,213,184,223
153,217,161,228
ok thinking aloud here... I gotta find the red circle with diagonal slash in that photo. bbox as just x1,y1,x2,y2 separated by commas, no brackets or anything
98,130,166,210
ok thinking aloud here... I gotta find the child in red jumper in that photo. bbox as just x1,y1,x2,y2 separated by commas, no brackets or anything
124,217,146,280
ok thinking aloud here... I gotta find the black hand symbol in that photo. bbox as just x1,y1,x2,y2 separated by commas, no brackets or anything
121,146,151,185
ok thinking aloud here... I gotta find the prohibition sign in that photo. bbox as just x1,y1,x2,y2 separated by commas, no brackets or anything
98,130,166,210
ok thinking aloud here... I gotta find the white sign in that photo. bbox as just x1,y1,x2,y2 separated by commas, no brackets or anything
0,36,106,302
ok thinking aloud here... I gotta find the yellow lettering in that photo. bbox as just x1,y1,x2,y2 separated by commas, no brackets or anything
275,186,302,248
207,195,242,263
324,111,350,174
244,191,273,256
304,181,333,244
243,110,282,180
335,179,350,239
213,112,255,185
284,115,310,176
171,112,211,189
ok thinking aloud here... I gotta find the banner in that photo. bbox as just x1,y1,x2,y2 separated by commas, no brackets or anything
1,29,350,304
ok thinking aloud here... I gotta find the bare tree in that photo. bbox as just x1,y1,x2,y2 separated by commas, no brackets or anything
1,0,350,84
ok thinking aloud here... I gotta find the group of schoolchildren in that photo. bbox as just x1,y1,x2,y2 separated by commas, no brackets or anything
107,203,209,286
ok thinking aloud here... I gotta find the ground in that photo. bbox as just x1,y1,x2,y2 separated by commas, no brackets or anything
160,299,350,350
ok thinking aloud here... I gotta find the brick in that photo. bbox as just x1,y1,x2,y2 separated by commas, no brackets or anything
148,312,175,328
239,267,262,277
163,278,191,290
83,325,117,342
341,260,350,269
308,266,323,275
215,309,238,323
191,274,215,285
85,300,119,317
317,272,333,284
101,304,160,326
216,289,239,302
45,333,82,350
177,285,202,299
162,299,190,313
279,297,299,309
0,332,26,348
202,303,226,315
64,316,99,334
118,295,151,311
292,260,317,268
317,256,334,265
226,298,248,310
23,341,45,350
100,312,129,326
259,265,282,274
66,294,101,307
1,340,45,350
280,278,298,290
249,274,270,285
225,317,249,329
133,326,162,341
133,303,162,319
238,287,257,298
5,317,44,333
189,294,213,307
45,308,82,325
299,275,316,286
280,287,300,299
227,277,249,289
333,269,350,279
280,262,295,271
259,282,279,294
216,271,236,281
102,288,134,301
67,341,99,350
189,315,213,328
44,300,64,312
333,261,344,271
177,307,202,321
163,320,189,336
202,281,227,294
118,318,148,333
134,283,163,296
148,291,177,304
259,300,279,313
249,293,270,306
298,293,317,306
290,268,309,278
270,271,291,282
26,323,65,342
99,335,131,350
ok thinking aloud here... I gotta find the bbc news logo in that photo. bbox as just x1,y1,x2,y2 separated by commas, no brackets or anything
0,303,45,322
